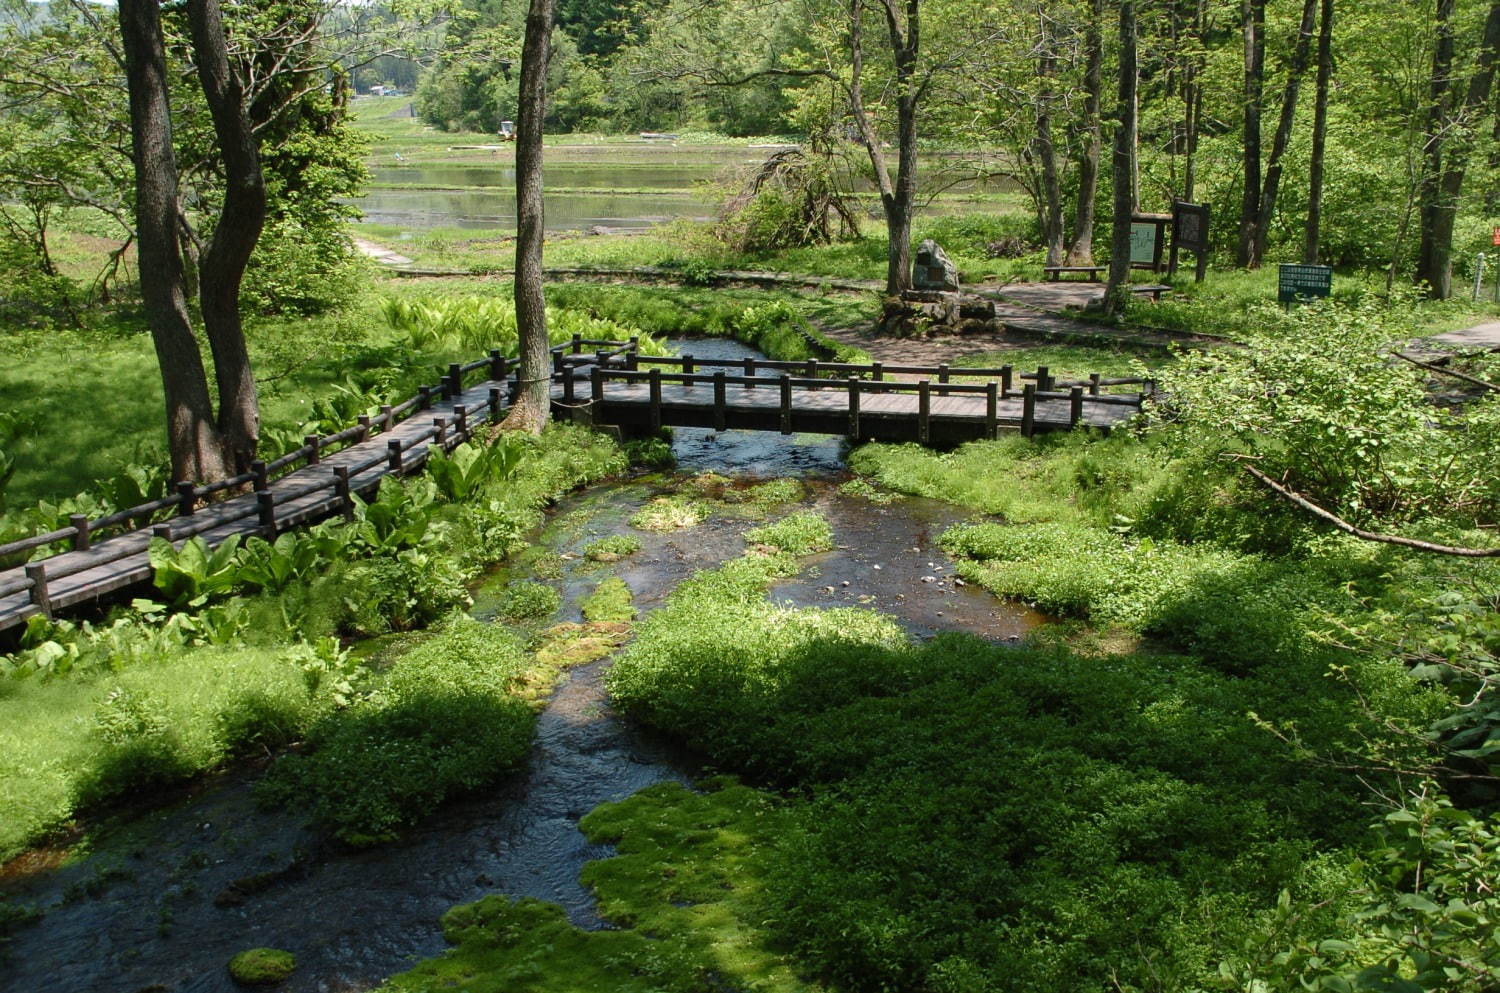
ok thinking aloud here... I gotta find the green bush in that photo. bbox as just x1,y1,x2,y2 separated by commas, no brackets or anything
744,511,833,556
493,580,561,623
259,617,537,845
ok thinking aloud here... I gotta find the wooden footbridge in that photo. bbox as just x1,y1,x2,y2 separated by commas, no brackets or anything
0,338,1149,634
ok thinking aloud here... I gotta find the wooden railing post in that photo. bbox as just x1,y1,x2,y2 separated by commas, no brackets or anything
303,436,321,467
454,404,469,439
627,337,639,371
446,363,463,398
986,382,998,439
358,414,373,439
1001,365,1013,398
1036,366,1051,392
713,371,727,431
1021,384,1036,438
69,514,90,552
807,358,819,390
258,492,276,535
251,460,268,491
552,350,565,377
563,366,577,404
872,361,883,388
918,380,931,445
25,563,50,617
1089,373,1102,396
779,374,792,435
847,376,861,440
938,363,950,397
388,439,404,474
744,356,756,389
489,387,503,423
433,416,448,447
176,480,197,515
418,385,433,411
571,333,583,354
152,523,173,540
590,367,605,406
649,368,663,431
682,354,695,387
1070,386,1084,427
381,404,395,433
489,348,504,380
333,466,353,520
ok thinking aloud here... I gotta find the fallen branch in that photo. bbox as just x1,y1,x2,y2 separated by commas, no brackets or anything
1240,463,1500,557
1391,350,1500,393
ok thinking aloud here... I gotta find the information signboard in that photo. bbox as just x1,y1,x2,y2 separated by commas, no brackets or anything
1173,201,1211,253
1278,263,1333,304
1129,223,1158,265
1493,226,1500,247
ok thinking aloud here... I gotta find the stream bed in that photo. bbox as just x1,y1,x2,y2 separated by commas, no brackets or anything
0,342,1040,993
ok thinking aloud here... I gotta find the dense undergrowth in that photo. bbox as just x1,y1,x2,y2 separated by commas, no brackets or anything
0,425,623,860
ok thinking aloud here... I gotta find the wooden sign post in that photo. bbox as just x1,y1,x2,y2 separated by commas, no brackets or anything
1169,201,1211,282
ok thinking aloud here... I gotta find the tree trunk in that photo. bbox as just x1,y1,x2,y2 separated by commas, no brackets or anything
1303,0,1334,263
1035,6,1065,266
1253,0,1319,264
848,0,918,295
1416,0,1500,299
1104,0,1137,315
118,0,230,485
188,0,264,473
1415,0,1457,296
1237,0,1265,267
501,0,556,433
1182,0,1207,202
1066,0,1103,265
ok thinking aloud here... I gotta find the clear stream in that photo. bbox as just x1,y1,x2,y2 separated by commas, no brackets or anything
0,340,1041,993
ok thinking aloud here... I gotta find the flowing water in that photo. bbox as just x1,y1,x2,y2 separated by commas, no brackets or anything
0,339,1040,993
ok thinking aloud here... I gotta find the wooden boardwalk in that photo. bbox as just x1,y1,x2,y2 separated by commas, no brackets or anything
0,340,1147,634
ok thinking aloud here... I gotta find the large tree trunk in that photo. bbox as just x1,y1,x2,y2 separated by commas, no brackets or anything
1252,0,1319,264
848,0,918,295
1066,0,1103,265
188,0,264,473
1237,0,1265,267
118,0,230,485
1104,0,1137,315
501,0,556,433
1303,0,1334,263
1416,0,1500,299
1181,0,1207,202
1034,5,1065,266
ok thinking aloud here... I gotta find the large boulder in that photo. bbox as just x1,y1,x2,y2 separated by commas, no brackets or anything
912,239,960,291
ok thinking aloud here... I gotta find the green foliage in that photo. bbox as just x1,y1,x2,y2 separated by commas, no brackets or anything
629,495,709,532
149,536,245,608
427,438,526,502
582,534,642,562
380,781,813,993
227,947,297,986
259,617,538,845
580,576,636,623
493,580,561,623
606,541,1395,993
1230,792,1500,993
379,293,670,356
0,640,340,861
744,511,833,556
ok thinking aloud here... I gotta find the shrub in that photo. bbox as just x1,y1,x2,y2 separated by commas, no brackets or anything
494,581,561,623
258,617,537,845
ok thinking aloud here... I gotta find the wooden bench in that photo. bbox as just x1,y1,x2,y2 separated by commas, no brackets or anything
1043,265,1107,282
1129,284,1172,302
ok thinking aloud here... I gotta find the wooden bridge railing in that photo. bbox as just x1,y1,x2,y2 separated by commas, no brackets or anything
584,364,1141,445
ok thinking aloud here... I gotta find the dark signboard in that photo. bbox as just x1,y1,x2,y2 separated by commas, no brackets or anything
1278,263,1333,303
1173,201,1211,253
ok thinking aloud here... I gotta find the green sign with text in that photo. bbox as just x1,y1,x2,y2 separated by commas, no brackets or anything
1277,264,1332,303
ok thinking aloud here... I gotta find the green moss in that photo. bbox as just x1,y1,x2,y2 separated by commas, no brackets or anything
379,780,819,993
629,495,709,533
582,535,642,563
744,511,834,556
744,477,805,505
494,581,561,623
532,622,630,668
838,477,896,504
580,577,637,623
228,947,296,985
